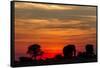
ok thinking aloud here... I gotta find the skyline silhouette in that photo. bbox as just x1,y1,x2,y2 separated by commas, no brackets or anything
14,43,97,66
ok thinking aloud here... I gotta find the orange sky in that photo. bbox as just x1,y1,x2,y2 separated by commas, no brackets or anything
14,2,97,60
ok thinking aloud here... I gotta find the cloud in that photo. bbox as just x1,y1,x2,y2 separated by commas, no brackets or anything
15,2,76,10
15,2,96,20
14,2,96,43
15,18,96,32
15,7,96,20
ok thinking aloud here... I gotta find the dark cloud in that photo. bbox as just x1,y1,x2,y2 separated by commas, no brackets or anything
15,19,96,30
15,2,96,20
15,7,96,20
15,2,97,30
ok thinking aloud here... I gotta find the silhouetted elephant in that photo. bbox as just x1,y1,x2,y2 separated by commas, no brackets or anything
63,44,76,59
27,44,43,60
77,44,96,59
85,44,94,54
85,44,95,58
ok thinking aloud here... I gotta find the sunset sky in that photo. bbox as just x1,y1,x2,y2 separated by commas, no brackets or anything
14,2,97,60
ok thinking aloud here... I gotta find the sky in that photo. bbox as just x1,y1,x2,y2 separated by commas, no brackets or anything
14,2,97,60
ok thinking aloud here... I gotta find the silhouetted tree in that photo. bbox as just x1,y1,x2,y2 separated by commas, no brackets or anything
63,44,76,59
27,44,43,60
